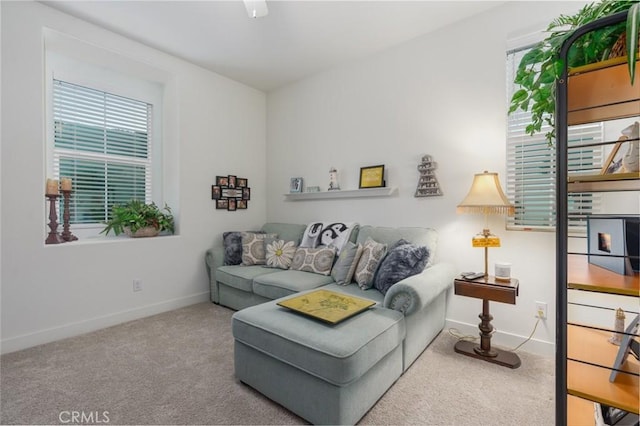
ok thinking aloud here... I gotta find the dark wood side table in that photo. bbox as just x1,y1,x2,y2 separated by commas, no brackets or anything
454,275,521,369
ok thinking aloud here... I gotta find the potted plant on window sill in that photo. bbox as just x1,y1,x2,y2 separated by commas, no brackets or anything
509,0,639,143
101,200,175,237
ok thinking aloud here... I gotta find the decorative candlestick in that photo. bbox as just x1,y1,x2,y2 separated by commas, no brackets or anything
609,308,626,345
45,194,64,244
60,190,78,242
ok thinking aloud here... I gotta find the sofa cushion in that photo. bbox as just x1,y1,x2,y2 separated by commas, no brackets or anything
374,242,430,295
264,237,297,269
241,232,277,266
331,242,363,285
216,265,279,292
290,246,337,276
354,238,387,290
260,223,307,244
253,270,335,300
232,297,405,386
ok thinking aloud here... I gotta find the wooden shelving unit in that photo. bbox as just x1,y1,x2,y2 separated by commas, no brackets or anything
556,12,640,426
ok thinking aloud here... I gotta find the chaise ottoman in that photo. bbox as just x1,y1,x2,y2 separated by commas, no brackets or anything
231,295,406,425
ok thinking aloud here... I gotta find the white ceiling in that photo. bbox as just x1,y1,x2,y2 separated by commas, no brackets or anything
42,1,504,92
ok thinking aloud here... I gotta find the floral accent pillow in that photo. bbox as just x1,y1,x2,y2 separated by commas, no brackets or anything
354,238,387,290
264,237,298,270
241,232,277,266
290,246,337,276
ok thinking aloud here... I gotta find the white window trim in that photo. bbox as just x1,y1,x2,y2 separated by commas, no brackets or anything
44,29,170,240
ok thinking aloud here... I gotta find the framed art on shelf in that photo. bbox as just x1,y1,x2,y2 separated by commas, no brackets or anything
290,177,303,193
359,165,385,189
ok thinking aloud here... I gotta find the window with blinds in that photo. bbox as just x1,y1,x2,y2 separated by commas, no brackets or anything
506,47,602,232
53,80,152,225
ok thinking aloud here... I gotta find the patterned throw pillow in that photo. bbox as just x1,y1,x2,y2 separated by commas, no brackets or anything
264,237,298,270
374,242,430,295
290,246,337,276
331,241,363,285
354,238,387,290
241,232,277,266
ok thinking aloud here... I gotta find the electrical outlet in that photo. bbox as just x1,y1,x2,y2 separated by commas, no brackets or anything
535,301,547,319
133,279,143,292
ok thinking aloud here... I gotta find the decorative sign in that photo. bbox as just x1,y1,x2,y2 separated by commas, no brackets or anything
415,155,442,197
212,175,250,211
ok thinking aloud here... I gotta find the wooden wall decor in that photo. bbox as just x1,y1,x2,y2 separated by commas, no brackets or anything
415,155,443,197
212,175,250,211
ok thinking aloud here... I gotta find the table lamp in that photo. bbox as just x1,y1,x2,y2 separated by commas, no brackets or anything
457,171,514,278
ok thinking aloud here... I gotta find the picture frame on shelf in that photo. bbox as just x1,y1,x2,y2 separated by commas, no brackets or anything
600,139,625,175
359,165,385,189
609,314,639,382
290,177,303,193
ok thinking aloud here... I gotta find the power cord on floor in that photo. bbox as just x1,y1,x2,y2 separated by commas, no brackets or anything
448,316,542,353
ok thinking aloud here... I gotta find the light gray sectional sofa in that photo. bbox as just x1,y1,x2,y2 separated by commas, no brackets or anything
204,222,455,425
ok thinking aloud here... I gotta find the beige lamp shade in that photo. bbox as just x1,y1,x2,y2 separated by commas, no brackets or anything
457,171,514,216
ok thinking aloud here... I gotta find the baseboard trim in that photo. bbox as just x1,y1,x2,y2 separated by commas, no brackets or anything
1,292,210,354
445,319,555,358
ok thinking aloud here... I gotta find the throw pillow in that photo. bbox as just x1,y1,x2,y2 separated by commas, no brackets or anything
374,243,430,295
331,241,363,285
354,238,387,290
264,237,297,270
290,246,337,276
241,232,277,266
222,231,243,265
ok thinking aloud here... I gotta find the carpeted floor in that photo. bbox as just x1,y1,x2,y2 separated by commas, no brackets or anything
0,302,554,425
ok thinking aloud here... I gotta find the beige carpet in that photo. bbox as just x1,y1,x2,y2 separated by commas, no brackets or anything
1,302,554,425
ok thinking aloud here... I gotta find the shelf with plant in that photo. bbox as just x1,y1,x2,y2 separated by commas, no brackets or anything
508,0,639,143
101,199,175,237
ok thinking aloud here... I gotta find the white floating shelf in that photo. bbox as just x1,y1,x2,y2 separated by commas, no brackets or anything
284,187,397,201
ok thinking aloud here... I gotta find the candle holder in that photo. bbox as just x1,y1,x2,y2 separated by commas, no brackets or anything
60,190,78,242
45,194,64,244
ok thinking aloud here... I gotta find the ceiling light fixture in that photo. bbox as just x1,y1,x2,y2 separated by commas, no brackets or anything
243,0,268,19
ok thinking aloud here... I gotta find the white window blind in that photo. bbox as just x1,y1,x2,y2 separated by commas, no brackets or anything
53,80,152,224
506,47,602,232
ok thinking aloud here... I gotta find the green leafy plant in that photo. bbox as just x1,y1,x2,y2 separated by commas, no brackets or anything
101,200,175,236
509,0,640,143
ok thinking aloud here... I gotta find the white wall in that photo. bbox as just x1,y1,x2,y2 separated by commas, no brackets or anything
266,1,590,356
1,2,267,353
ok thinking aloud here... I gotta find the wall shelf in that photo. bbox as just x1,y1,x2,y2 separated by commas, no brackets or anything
283,187,397,201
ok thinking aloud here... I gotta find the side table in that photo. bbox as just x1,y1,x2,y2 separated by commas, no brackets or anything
454,275,521,369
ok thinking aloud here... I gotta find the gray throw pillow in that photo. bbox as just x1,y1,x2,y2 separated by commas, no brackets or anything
222,232,243,265
331,241,363,285
373,243,430,295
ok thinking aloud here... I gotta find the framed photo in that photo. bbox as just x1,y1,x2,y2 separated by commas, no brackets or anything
242,188,251,200
228,175,237,188
359,165,385,189
228,198,237,211
600,140,625,175
222,188,242,198
237,178,248,188
216,176,229,187
237,200,247,209
290,177,303,193
211,185,221,200
216,199,228,210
